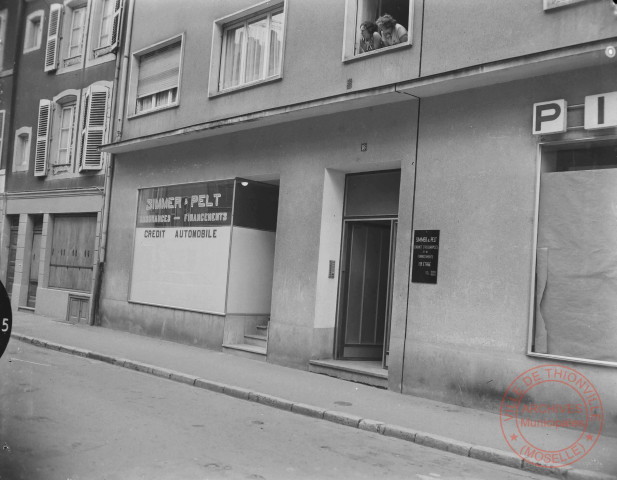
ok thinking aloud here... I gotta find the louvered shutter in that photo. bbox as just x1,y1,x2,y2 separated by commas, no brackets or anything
44,4,63,72
34,100,52,176
109,0,124,51
79,85,109,171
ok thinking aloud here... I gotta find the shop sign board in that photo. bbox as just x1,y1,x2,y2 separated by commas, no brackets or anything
533,92,617,134
584,92,617,130
130,180,235,314
532,99,567,135
412,230,440,284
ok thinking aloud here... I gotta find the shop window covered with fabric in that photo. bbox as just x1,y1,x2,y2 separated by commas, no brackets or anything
532,143,617,364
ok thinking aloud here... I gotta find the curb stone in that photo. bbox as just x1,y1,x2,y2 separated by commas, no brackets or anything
383,424,418,442
290,402,325,419
567,469,617,480
323,410,363,428
12,334,617,480
469,445,523,469
415,432,472,456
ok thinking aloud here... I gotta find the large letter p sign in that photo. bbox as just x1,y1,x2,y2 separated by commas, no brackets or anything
532,100,567,135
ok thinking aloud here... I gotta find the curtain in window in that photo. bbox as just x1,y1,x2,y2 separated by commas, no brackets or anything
246,17,268,83
221,26,244,90
268,12,283,77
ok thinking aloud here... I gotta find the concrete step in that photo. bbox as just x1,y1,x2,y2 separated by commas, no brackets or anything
244,334,267,348
308,359,388,389
256,325,268,335
222,343,266,362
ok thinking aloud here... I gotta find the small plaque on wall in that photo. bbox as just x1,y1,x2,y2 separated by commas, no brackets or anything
412,230,440,284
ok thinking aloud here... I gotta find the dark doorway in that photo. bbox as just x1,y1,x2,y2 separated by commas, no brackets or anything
27,217,43,308
6,216,19,299
335,170,400,368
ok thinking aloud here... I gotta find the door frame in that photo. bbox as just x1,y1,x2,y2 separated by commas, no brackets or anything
334,216,397,364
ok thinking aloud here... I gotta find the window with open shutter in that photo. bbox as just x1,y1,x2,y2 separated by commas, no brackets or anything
79,85,109,171
35,100,52,176
44,4,63,72
109,0,123,50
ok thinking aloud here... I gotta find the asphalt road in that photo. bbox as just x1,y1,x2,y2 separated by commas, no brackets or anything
0,341,549,480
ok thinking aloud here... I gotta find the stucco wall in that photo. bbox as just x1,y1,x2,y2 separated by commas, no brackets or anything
405,64,617,432
100,100,417,365
121,0,423,140
421,0,617,76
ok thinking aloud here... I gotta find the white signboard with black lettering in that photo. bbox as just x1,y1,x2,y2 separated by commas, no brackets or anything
532,99,567,135
584,92,617,130
130,180,234,314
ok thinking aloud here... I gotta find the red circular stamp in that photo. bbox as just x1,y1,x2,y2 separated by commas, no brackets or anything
500,365,603,468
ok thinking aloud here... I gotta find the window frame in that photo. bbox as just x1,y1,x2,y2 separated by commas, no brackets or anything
128,34,184,118
341,0,414,62
85,0,123,67
54,0,92,74
0,110,5,166
527,136,617,368
50,90,81,169
12,127,32,173
208,0,288,98
24,10,45,54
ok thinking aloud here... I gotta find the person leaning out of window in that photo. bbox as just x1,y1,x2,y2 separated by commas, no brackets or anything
358,20,384,53
376,14,408,46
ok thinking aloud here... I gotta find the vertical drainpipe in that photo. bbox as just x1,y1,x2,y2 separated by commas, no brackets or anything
92,0,135,325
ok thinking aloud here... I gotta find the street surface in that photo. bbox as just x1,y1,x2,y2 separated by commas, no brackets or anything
0,341,549,480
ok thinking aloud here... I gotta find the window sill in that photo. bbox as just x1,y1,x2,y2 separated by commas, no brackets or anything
208,74,282,99
127,102,179,120
23,46,41,54
343,41,412,63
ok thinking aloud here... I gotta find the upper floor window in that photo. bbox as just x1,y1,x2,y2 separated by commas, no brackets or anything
209,1,287,97
49,91,80,167
343,0,413,60
34,83,111,177
13,127,32,173
220,8,284,91
45,0,124,73
89,0,123,60
130,35,183,116
67,5,87,60
24,10,44,53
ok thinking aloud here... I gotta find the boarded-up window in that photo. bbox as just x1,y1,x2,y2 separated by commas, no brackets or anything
49,215,96,292
533,145,617,363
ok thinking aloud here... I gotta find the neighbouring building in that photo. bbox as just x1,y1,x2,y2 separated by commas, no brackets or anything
2,0,126,324
92,0,616,433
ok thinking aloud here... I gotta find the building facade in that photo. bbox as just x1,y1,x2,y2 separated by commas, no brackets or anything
97,0,615,432
2,0,125,324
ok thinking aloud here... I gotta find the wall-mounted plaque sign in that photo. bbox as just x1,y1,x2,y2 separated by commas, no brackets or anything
412,230,440,284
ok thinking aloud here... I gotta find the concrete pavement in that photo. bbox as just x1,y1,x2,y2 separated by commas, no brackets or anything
8,311,617,480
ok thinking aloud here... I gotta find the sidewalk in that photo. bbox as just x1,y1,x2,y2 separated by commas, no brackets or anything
9,311,617,480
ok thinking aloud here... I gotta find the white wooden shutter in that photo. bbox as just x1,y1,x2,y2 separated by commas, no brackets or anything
34,99,52,176
79,85,109,171
109,0,124,51
44,4,63,72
